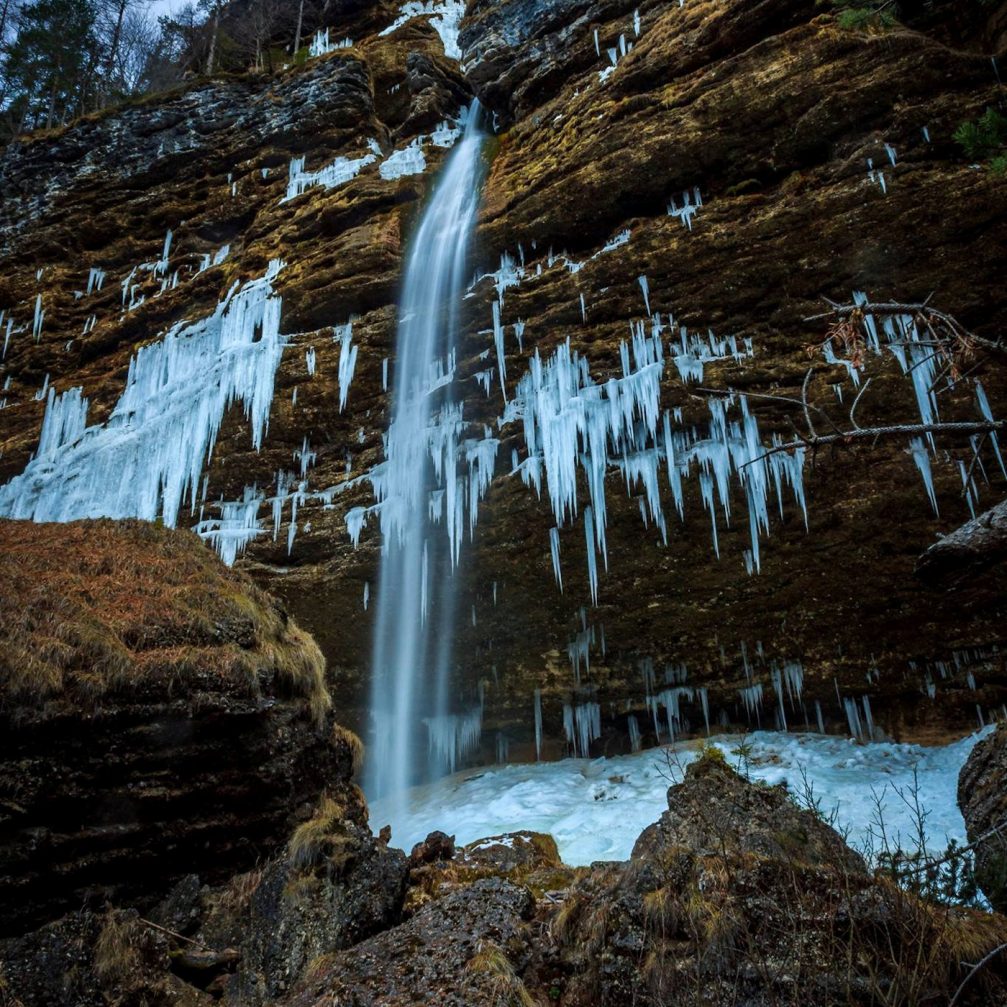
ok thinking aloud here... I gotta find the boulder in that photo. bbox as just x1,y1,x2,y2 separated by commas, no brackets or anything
280,877,535,1007
959,724,1007,912
0,518,359,936
547,749,1007,1006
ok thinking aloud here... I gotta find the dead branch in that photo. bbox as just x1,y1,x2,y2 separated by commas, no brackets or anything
804,301,1006,359
949,942,1007,1007
740,421,1007,467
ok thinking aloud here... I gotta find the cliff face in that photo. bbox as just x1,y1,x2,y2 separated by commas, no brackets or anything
1,0,1006,767
0,519,362,937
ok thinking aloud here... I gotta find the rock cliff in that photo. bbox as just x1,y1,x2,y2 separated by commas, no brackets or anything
0,518,360,937
1,0,1005,770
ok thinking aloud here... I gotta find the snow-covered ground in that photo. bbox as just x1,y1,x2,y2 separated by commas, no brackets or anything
370,728,991,865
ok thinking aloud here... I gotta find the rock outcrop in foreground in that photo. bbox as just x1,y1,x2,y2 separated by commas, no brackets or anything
959,722,1007,912
5,743,1007,1006
0,518,360,937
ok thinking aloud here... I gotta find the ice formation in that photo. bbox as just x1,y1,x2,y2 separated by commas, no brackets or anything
283,149,378,202
831,292,1003,511
499,323,807,594
667,187,703,230
379,138,427,180
308,28,352,57
380,2,466,60
371,729,991,867
334,321,358,412
0,262,286,538
563,700,602,757
424,708,483,773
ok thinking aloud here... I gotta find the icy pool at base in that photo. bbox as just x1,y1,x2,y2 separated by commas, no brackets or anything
369,728,992,866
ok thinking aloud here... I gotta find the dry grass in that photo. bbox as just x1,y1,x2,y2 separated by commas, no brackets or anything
213,866,265,919
332,723,365,776
0,518,330,722
466,941,538,1007
288,795,358,873
94,909,142,983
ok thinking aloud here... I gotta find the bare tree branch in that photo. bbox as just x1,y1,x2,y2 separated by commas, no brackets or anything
804,301,1007,359
742,421,1007,468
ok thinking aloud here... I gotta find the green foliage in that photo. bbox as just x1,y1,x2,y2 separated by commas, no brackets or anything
877,839,984,908
954,107,1007,165
3,0,98,131
833,0,898,30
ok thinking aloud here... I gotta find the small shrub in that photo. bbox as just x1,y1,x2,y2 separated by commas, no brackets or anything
833,0,898,30
954,107,1007,161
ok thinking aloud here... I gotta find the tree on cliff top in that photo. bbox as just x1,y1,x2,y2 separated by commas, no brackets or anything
2,0,98,131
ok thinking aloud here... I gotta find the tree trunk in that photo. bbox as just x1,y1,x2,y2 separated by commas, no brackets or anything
916,496,1007,584
103,0,129,100
45,79,57,129
206,6,220,74
293,0,304,54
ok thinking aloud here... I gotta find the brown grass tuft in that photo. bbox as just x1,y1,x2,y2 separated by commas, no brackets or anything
94,909,142,983
0,518,330,722
288,795,358,873
332,723,365,776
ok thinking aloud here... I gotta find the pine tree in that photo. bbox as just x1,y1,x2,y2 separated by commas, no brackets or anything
3,0,98,131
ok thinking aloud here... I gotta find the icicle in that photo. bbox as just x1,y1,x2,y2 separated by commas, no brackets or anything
909,437,938,514
549,526,563,591
334,322,358,412
976,380,1005,478
637,275,651,315
584,506,599,605
628,713,641,751
492,299,507,401
534,688,543,760
32,295,43,342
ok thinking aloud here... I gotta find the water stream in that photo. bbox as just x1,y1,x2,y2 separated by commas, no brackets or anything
365,103,485,808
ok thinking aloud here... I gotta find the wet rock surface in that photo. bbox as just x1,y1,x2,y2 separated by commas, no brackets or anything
959,723,1007,912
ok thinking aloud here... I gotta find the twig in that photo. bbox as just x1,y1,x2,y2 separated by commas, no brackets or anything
693,386,843,436
138,917,215,951
949,942,1007,1007
848,377,872,431
740,421,1007,468
962,434,988,498
804,301,1006,358
896,815,1007,878
801,368,816,439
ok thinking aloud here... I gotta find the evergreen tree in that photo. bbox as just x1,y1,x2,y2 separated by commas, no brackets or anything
3,0,98,131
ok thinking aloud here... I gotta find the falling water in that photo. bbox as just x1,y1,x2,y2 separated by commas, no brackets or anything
365,104,485,806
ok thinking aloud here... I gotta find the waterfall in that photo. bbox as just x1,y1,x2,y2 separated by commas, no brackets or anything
365,103,485,805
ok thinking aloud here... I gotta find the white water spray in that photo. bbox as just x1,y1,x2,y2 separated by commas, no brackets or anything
365,104,485,806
